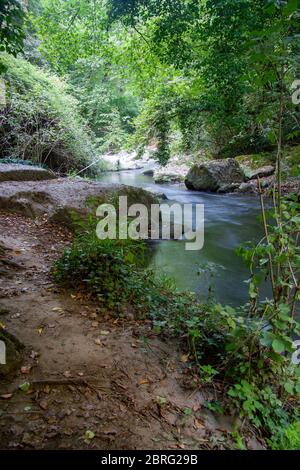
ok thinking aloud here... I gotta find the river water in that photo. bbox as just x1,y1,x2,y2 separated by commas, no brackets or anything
97,169,265,305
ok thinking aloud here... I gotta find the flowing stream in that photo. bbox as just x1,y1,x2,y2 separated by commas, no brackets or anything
97,169,267,305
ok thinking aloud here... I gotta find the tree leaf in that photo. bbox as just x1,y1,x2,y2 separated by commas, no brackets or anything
85,430,95,440
272,339,285,354
19,382,30,392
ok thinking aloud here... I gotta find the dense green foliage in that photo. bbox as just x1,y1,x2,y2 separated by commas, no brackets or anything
53,226,150,310
1,0,298,166
270,421,300,449
28,0,300,164
31,0,139,153
0,53,98,172
69,58,139,152
0,0,25,59
107,0,300,159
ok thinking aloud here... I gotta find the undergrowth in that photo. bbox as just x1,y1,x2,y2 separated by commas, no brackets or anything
0,53,100,174
53,196,300,449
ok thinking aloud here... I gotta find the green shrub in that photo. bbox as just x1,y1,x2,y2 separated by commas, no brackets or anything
270,421,300,450
52,209,198,318
0,53,99,173
69,58,139,153
52,197,300,446
53,236,144,309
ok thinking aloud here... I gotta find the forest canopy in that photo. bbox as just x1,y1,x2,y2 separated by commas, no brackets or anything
0,0,299,167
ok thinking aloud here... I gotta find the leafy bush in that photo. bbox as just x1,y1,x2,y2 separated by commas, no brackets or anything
53,234,149,310
51,172,300,447
0,0,25,60
70,58,139,153
52,209,198,318
0,53,99,173
270,421,300,450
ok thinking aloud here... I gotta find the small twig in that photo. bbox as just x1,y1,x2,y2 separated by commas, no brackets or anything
257,177,276,301
30,378,90,386
0,258,24,269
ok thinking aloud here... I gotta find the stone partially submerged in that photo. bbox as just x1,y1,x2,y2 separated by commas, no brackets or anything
185,158,244,192
154,160,189,184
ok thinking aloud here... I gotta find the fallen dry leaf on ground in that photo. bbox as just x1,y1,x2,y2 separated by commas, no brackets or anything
138,378,149,385
29,350,39,359
100,330,110,336
181,354,189,363
39,400,48,410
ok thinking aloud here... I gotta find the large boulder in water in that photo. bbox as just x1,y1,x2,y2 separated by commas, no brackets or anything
185,158,245,192
0,163,56,182
154,159,189,184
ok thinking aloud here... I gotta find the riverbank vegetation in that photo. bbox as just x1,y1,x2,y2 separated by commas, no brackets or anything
31,0,300,165
1,0,299,450
0,53,99,172
1,1,300,169
53,190,300,448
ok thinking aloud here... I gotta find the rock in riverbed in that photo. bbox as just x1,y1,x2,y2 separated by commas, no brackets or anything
245,165,275,181
142,169,155,176
0,177,158,230
238,181,257,194
185,158,244,192
0,163,56,182
154,158,189,184
217,183,241,194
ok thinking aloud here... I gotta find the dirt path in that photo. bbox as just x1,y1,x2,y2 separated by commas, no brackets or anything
0,211,238,450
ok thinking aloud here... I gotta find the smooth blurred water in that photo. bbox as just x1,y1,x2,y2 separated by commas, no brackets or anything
97,169,268,305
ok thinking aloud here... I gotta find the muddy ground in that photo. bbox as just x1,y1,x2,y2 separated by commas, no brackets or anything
0,211,261,450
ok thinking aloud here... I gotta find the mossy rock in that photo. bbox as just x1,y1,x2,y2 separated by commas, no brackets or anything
236,153,276,170
185,158,244,191
0,178,158,230
0,330,24,376
49,186,159,231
